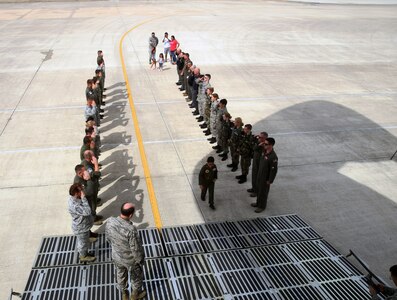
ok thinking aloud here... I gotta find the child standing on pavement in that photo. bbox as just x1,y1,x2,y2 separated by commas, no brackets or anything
199,156,218,210
158,53,164,71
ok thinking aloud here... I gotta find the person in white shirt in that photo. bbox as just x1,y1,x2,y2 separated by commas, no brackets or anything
162,32,170,62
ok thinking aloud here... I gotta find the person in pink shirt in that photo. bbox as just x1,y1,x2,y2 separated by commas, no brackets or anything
169,35,180,64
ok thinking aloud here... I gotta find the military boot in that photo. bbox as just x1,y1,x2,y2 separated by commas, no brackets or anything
231,164,238,172
122,290,129,300
131,289,146,300
235,174,243,179
238,175,247,184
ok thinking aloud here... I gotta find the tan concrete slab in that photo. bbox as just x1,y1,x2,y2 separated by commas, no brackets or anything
152,175,204,227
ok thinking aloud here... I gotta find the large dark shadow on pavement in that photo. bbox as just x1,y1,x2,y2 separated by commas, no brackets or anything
194,100,397,282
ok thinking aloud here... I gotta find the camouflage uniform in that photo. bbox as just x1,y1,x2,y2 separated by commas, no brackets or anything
106,216,145,294
215,106,228,139
256,150,278,209
229,125,243,167
218,119,233,154
239,132,255,176
197,81,211,116
68,196,93,256
203,94,212,127
209,100,219,139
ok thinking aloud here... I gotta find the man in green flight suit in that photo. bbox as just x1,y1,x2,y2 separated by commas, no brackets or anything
236,124,256,184
251,137,278,213
199,156,218,210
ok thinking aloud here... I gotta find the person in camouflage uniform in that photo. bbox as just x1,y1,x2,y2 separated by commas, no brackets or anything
202,87,214,135
227,117,243,172
106,203,146,300
68,183,96,263
199,156,218,210
211,98,228,145
208,93,219,143
197,74,211,122
236,124,256,184
217,113,233,161
247,132,268,197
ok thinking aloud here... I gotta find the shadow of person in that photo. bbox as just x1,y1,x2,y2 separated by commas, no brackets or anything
105,81,126,90
193,100,397,282
105,88,125,97
94,148,147,233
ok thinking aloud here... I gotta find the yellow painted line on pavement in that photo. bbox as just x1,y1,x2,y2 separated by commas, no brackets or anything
119,19,163,229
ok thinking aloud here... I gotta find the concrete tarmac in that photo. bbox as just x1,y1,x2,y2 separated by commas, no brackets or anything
0,0,396,298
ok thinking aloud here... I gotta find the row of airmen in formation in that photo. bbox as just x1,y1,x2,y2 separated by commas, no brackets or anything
173,46,279,213
68,51,146,300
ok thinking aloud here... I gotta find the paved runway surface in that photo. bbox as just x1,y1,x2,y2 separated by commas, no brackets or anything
0,0,396,298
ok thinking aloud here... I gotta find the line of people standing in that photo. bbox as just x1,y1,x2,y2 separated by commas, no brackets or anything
68,50,107,263
67,51,146,300
171,42,279,213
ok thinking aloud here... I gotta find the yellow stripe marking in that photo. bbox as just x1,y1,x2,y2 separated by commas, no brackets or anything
119,20,163,229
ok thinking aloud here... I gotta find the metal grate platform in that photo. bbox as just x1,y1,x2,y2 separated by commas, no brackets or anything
161,225,205,256
33,228,165,268
22,214,381,300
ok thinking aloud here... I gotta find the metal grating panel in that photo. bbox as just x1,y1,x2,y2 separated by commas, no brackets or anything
263,264,309,289
139,228,165,258
209,249,256,272
219,269,271,294
144,258,169,280
23,214,376,300
145,279,178,300
176,274,224,299
233,293,278,300
168,254,212,277
301,258,355,281
278,285,325,300
284,239,340,261
86,285,121,300
161,225,204,255
33,229,165,268
195,222,244,251
320,278,374,300
250,244,294,266
22,289,80,300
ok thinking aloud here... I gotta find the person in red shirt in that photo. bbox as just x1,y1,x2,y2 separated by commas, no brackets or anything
169,35,180,64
